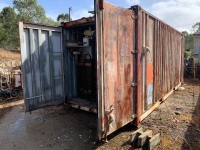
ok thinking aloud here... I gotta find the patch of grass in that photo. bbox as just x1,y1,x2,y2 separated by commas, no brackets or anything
160,136,173,149
182,114,199,122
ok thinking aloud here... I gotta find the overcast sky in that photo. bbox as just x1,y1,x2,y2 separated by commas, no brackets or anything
0,0,199,32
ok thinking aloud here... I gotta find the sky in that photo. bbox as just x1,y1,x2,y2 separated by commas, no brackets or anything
0,0,199,33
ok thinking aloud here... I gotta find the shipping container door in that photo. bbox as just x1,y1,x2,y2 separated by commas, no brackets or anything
19,22,64,111
96,1,135,138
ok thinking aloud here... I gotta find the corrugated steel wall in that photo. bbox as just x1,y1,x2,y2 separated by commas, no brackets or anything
102,2,135,136
19,22,64,111
153,19,184,103
132,6,184,119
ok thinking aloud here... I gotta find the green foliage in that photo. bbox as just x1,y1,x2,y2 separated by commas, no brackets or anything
13,0,57,25
57,13,72,22
182,31,194,51
44,17,60,26
192,22,200,33
13,0,45,23
185,51,191,59
0,7,19,50
0,0,59,50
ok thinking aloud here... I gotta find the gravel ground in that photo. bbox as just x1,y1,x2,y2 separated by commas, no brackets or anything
140,79,200,150
96,79,200,150
0,79,199,150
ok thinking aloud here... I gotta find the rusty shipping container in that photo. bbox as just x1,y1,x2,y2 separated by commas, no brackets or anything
19,0,184,140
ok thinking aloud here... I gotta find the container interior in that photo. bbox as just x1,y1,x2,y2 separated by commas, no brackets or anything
63,18,97,112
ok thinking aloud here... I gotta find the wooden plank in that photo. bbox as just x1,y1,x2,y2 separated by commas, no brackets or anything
162,82,181,101
69,104,97,113
140,101,160,121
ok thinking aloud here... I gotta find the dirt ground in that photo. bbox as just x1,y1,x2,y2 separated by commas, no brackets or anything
96,79,200,150
142,79,200,150
0,79,199,150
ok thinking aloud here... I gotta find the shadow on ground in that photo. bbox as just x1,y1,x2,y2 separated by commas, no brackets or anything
0,107,13,120
181,81,200,149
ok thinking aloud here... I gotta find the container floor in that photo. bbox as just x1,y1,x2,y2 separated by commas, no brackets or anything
67,98,97,109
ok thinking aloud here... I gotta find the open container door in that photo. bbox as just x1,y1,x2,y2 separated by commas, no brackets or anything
96,0,136,139
19,22,64,112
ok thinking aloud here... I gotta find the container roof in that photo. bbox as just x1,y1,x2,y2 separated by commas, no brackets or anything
193,33,200,36
62,17,94,28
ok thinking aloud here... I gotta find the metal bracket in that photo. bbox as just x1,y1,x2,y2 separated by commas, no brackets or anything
99,0,104,10
131,50,138,54
142,47,150,54
131,83,138,87
131,114,137,119
132,15,139,19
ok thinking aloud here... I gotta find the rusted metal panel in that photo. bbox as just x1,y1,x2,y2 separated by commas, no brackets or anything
132,6,184,123
99,0,104,10
19,22,64,111
102,2,135,136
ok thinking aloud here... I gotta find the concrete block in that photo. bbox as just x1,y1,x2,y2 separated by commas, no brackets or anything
138,130,153,147
129,128,143,143
148,133,160,150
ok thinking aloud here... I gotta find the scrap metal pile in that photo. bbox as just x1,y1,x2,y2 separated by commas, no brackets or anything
0,59,22,99
184,58,200,79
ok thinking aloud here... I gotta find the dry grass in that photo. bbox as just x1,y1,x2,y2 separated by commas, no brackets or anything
0,48,20,60
160,136,173,149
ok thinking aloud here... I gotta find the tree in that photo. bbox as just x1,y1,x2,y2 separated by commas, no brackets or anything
13,0,57,25
192,22,200,33
44,17,60,26
57,13,72,22
182,31,194,51
0,7,19,50
0,1,59,50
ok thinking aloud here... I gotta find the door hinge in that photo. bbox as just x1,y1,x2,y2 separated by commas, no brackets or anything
131,83,138,87
131,50,138,54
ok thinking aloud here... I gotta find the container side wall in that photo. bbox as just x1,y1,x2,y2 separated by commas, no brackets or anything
132,6,184,121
